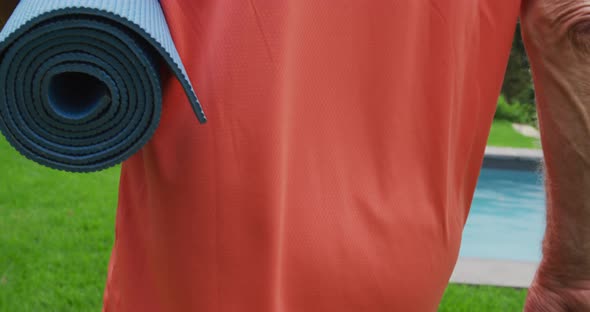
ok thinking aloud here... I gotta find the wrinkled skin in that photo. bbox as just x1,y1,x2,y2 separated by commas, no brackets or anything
522,0,590,310
525,274,590,311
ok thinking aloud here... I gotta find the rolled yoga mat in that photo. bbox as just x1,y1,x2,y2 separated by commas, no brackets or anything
0,0,206,172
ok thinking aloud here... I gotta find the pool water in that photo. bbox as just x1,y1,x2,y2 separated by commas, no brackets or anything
459,167,546,262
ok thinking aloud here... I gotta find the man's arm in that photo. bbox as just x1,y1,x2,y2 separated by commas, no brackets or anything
521,0,590,310
0,0,18,28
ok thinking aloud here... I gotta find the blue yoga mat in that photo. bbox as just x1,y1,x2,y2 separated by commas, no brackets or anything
0,0,206,172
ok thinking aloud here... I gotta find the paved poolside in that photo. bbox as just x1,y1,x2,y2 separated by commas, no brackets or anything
450,258,538,288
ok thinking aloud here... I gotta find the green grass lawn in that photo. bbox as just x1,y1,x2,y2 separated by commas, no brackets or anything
488,120,540,149
0,137,119,311
0,121,533,311
439,284,527,311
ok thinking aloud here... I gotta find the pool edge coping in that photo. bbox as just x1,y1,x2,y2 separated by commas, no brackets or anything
483,146,543,171
484,146,543,161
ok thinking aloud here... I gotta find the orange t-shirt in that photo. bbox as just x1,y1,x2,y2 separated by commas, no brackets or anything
103,1,521,311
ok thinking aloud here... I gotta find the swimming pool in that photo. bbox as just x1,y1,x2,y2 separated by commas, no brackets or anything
459,167,545,262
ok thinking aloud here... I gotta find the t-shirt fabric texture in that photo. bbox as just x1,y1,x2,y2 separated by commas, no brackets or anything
103,1,522,311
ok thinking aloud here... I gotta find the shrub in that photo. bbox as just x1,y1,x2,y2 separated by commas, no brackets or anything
494,95,537,126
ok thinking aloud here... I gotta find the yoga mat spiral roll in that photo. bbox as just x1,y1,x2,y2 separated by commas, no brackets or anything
0,0,206,172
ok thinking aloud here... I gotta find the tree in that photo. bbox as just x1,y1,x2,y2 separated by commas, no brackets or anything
501,22,535,105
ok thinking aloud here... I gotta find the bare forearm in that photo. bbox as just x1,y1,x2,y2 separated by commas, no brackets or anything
522,0,590,283
0,0,18,28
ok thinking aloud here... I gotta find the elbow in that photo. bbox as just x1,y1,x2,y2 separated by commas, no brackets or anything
567,17,590,55
522,2,590,57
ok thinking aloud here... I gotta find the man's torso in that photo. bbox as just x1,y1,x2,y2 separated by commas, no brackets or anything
103,1,521,311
